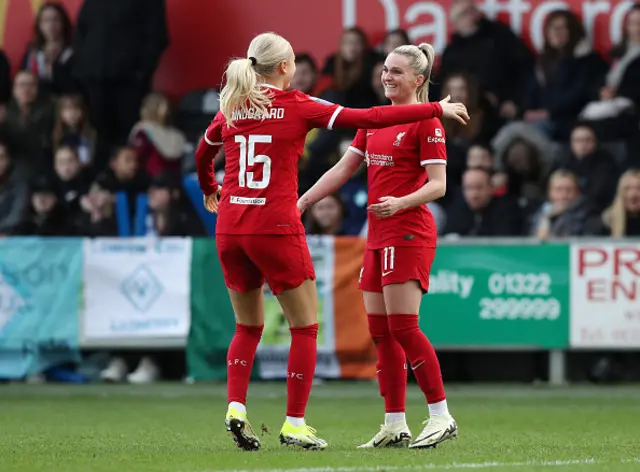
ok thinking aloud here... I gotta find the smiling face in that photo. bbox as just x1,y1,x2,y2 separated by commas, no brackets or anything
381,53,424,104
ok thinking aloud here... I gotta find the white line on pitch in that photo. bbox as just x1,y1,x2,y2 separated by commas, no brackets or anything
182,457,640,472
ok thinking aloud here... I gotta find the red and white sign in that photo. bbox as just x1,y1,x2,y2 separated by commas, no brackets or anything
1,1,635,99
571,243,640,348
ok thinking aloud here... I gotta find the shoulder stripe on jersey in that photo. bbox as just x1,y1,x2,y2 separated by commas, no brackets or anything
420,159,447,166
309,96,336,106
203,135,219,146
327,106,344,130
348,146,365,157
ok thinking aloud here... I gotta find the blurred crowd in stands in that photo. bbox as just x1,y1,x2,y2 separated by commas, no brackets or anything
1,0,640,241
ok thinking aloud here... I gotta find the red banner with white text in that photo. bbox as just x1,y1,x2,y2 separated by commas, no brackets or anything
0,0,634,99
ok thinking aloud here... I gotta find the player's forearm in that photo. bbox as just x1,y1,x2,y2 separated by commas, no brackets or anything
195,137,221,195
334,102,443,129
300,167,351,211
399,180,446,209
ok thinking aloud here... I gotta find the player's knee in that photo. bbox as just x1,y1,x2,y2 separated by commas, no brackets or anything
367,314,391,343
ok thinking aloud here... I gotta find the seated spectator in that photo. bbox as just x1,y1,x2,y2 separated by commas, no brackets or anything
0,141,29,235
21,2,75,97
14,177,75,236
370,61,389,106
291,54,319,95
53,94,96,167
580,3,640,139
466,143,511,197
145,172,206,236
5,70,54,172
77,178,117,236
466,143,494,171
522,10,606,140
598,169,640,236
97,146,149,216
533,170,601,238
305,193,348,235
497,138,546,202
443,167,523,236
321,27,380,108
129,92,186,177
551,122,618,211
52,145,90,216
441,73,499,188
436,0,532,117
380,29,410,56
0,49,10,104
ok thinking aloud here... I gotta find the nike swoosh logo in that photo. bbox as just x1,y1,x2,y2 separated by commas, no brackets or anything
411,360,425,371
367,133,374,136
382,271,393,277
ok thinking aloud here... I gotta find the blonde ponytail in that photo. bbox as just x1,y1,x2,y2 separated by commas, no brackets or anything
392,42,436,103
219,32,294,127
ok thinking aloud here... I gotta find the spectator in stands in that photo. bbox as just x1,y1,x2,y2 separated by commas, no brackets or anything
533,170,601,238
305,193,347,236
440,73,498,189
608,4,640,111
97,146,149,216
437,0,532,118
77,178,117,236
14,176,75,236
598,169,640,236
371,61,389,106
52,94,96,167
497,138,546,202
145,172,206,236
21,2,75,97
466,143,513,197
291,54,318,95
321,27,380,108
53,145,90,217
73,0,169,169
466,143,494,171
523,10,606,140
443,167,523,236
0,50,11,104
380,29,410,56
551,122,617,211
5,71,54,174
129,92,185,177
580,3,640,140
0,141,29,235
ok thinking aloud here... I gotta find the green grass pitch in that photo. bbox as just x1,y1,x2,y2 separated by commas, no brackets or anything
1,382,639,472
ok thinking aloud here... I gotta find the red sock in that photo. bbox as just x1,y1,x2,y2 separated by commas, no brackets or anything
367,314,407,413
227,323,263,405
388,314,446,404
286,324,318,417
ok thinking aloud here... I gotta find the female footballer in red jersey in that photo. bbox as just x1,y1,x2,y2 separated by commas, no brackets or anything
196,32,468,452
299,43,457,450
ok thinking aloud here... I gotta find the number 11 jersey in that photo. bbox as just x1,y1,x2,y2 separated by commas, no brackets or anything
204,86,342,235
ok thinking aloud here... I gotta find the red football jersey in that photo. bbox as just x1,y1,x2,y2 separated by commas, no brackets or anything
350,118,447,249
203,86,343,235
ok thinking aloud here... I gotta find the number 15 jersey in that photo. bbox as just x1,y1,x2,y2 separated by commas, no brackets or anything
204,87,343,235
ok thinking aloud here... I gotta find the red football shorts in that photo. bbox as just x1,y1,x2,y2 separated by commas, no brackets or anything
358,245,436,293
216,234,315,295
